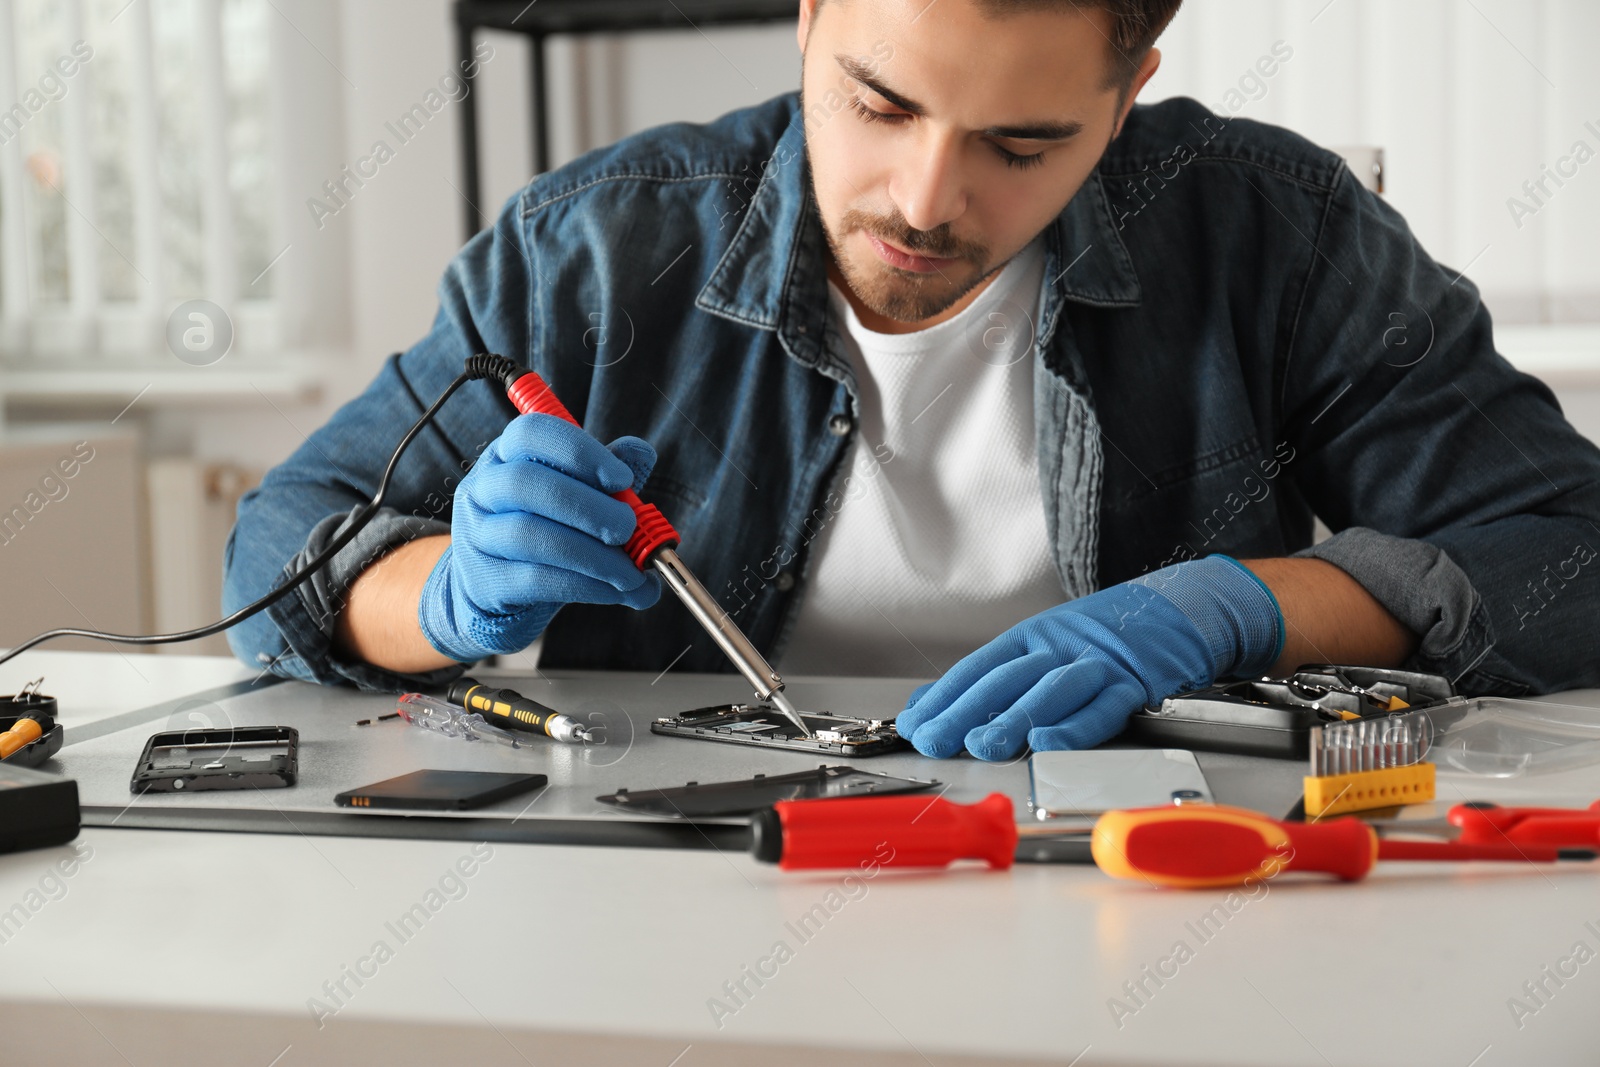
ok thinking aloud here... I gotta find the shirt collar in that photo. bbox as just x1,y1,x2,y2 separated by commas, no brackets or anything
697,94,1142,351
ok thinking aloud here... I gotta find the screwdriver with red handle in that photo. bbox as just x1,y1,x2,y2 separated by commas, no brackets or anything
748,794,1597,886
491,358,811,737
1421,799,1600,848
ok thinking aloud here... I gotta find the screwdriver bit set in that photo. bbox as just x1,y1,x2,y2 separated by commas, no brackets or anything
1305,709,1436,817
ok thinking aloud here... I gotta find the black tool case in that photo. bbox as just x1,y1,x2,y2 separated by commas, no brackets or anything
1122,665,1457,760
0,762,80,854
0,688,63,768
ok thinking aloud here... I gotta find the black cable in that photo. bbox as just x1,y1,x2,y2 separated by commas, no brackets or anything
0,353,524,670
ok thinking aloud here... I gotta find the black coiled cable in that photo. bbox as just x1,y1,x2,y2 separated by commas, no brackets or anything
0,354,524,669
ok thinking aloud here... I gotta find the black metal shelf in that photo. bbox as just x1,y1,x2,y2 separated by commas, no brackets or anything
454,0,797,238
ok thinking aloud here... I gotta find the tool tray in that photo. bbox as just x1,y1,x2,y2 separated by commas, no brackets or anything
0,713,63,769
1123,665,1457,760
1,686,62,769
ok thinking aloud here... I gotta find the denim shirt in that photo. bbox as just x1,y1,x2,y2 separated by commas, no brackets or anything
223,91,1600,697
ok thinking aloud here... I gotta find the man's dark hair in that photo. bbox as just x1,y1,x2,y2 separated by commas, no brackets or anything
816,0,1183,89
1006,0,1183,86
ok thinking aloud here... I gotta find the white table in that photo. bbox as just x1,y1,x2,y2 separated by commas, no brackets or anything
3,650,1599,1066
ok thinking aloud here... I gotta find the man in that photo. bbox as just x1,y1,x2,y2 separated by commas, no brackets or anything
224,0,1600,762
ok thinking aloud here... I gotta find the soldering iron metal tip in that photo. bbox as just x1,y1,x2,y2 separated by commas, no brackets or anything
769,688,811,738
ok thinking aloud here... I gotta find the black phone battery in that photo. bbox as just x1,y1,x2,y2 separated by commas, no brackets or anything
335,769,547,811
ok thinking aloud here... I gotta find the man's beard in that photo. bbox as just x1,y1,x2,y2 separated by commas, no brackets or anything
817,199,1001,324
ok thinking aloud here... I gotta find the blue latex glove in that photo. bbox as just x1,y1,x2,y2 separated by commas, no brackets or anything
419,413,662,663
894,556,1285,760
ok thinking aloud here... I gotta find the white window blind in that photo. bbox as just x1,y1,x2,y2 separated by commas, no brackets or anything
0,0,280,364
1145,0,1600,326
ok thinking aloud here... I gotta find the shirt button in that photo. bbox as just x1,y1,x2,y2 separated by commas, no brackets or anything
796,323,808,335
828,414,852,436
775,571,796,592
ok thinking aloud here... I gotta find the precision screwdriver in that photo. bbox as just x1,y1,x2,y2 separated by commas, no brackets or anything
498,363,811,737
447,678,595,744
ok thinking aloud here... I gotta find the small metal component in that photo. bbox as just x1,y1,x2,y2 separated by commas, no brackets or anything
1310,708,1432,778
11,678,44,703
545,717,594,744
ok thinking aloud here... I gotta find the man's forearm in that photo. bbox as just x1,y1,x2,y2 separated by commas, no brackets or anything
332,534,457,673
1242,557,1419,675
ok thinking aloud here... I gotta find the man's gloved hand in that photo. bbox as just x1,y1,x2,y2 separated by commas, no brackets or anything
894,556,1285,760
419,413,662,663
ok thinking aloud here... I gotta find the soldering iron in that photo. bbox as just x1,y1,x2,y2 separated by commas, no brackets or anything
0,354,810,735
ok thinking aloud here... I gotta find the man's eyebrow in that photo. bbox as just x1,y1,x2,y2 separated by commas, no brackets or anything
983,118,1083,142
836,54,926,116
834,53,1083,142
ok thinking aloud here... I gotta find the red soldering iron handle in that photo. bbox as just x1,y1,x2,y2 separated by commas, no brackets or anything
752,793,1020,870
504,370,678,569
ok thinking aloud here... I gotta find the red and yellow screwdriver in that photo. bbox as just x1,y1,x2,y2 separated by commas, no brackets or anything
748,794,1597,886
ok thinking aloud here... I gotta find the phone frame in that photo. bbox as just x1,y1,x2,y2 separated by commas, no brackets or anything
650,704,904,757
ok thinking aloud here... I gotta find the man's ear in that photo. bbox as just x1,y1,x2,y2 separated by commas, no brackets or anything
798,0,821,52
1112,46,1162,139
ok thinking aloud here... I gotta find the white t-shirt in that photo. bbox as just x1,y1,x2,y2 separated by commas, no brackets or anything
779,236,1063,677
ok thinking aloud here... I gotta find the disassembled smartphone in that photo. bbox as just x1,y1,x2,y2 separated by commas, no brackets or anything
651,704,904,757
130,726,299,793
596,765,939,818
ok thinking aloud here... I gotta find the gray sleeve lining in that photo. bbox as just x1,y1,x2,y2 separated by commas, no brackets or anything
1295,526,1494,683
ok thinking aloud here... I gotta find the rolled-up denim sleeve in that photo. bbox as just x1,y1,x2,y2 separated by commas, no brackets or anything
222,188,537,690
1280,165,1600,696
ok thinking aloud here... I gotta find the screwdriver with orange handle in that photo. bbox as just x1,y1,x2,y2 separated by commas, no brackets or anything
1092,804,1594,887
0,714,46,760
748,794,1597,885
0,678,54,760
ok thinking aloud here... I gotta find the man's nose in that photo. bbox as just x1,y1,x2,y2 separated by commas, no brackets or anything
889,128,968,238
